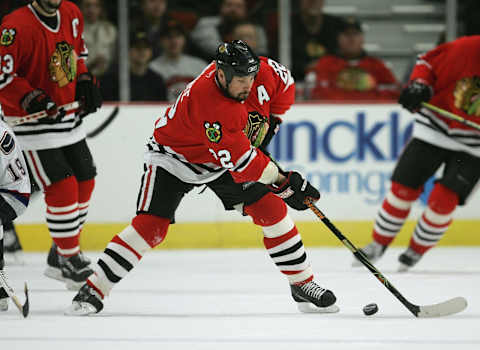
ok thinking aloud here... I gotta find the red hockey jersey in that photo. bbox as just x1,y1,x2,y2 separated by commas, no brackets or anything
0,1,88,150
409,36,480,156
148,57,295,184
306,54,400,101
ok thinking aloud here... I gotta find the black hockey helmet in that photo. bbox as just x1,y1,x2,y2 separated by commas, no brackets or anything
215,40,260,85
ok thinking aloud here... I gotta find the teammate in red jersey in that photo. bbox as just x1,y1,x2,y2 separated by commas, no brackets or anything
354,36,480,271
0,0,102,289
66,40,339,316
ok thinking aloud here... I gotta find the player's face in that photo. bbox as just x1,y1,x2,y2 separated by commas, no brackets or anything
228,74,255,101
338,30,364,58
38,0,62,13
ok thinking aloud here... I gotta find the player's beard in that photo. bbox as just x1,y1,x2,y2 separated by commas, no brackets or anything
37,0,62,14
234,91,250,102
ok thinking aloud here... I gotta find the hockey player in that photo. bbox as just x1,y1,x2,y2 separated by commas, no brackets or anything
0,0,102,289
66,40,339,315
355,36,480,271
0,116,30,311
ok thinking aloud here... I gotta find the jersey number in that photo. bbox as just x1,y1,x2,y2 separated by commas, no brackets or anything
267,58,289,85
0,54,14,74
209,148,233,168
7,158,26,182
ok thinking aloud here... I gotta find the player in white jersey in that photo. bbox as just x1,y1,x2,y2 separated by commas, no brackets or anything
0,114,31,311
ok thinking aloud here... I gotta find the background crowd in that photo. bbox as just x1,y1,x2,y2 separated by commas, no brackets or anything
1,0,480,103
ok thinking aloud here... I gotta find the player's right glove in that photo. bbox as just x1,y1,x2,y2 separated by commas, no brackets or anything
20,89,64,123
398,80,433,112
75,72,102,117
267,171,320,211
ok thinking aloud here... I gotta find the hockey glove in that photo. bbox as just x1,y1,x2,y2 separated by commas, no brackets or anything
268,171,320,211
259,115,282,152
75,72,102,116
20,89,64,123
398,80,432,112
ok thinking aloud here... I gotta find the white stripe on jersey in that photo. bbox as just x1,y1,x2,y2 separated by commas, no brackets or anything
413,109,480,158
24,150,52,190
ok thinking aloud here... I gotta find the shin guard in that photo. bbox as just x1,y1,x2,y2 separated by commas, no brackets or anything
245,193,313,284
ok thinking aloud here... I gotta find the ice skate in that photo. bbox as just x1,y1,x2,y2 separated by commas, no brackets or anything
3,223,24,266
65,283,103,316
290,281,339,313
44,243,64,282
352,241,387,267
45,244,93,290
60,252,94,290
0,286,8,311
398,247,423,272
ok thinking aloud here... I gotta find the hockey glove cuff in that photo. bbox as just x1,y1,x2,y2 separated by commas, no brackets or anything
267,171,320,211
20,89,64,123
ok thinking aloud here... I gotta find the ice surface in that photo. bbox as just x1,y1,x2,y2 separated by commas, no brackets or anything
1,247,478,350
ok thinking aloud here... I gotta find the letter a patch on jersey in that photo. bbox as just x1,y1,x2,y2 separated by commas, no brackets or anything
0,28,16,46
204,121,222,143
0,131,15,154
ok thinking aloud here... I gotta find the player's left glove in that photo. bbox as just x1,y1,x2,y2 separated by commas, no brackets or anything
398,80,432,112
75,72,102,116
267,171,320,211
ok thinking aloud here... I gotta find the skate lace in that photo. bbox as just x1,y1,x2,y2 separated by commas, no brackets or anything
300,282,326,299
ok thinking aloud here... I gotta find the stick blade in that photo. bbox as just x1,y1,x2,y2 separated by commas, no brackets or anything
417,297,467,318
22,283,29,318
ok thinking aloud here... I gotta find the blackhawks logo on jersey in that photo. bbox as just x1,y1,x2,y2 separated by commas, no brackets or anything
48,41,77,87
0,28,16,46
204,121,222,143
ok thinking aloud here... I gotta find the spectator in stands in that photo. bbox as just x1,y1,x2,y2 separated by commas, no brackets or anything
190,0,268,60
231,20,267,56
149,19,206,102
305,17,400,101
289,0,343,81
131,0,170,58
81,0,117,78
102,32,167,101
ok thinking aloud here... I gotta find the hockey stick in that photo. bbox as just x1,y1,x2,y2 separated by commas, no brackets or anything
5,101,80,126
87,106,119,138
421,102,480,132
0,271,29,318
304,199,467,318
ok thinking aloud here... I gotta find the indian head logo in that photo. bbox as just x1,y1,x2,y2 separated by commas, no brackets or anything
0,28,16,46
48,41,77,87
204,121,222,143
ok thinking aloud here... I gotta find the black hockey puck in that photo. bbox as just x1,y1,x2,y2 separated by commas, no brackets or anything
363,303,378,316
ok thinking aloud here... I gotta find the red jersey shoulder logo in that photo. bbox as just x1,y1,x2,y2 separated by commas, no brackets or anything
0,28,16,46
204,121,222,143
48,41,78,87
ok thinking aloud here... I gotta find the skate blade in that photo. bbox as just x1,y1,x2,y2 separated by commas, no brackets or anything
297,302,340,314
397,263,411,273
64,301,98,316
44,267,65,282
